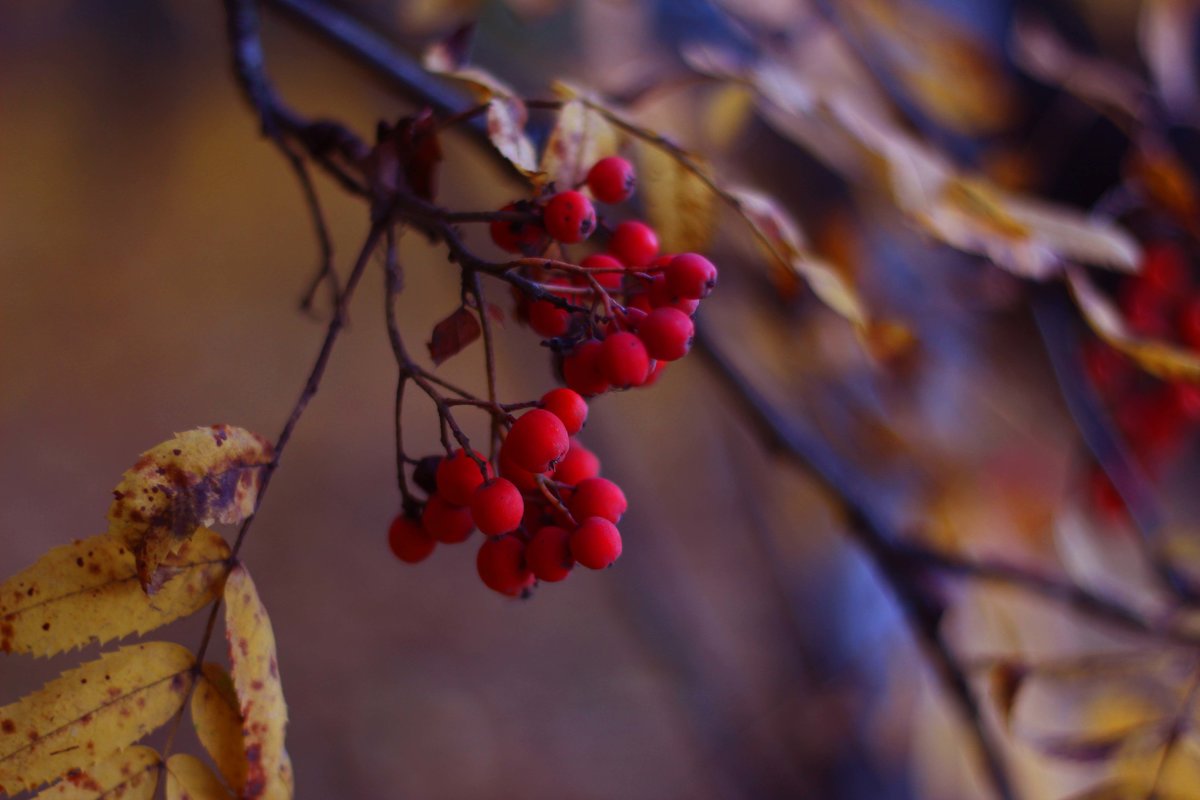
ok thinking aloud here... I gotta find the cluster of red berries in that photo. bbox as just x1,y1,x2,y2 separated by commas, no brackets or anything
492,156,716,394
387,387,627,596
1082,241,1200,518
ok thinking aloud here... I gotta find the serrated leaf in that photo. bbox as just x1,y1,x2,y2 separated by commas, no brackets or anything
224,567,290,800
192,663,245,794
427,306,481,366
728,187,868,324
0,642,194,794
108,426,271,593
636,139,716,254
1068,266,1200,382
0,529,229,658
538,99,619,190
32,745,160,799
165,754,233,800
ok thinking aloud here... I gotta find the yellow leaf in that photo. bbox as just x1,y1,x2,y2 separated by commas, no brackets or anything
702,84,755,150
224,567,290,800
165,754,233,800
485,98,540,177
107,425,271,593
1068,266,1200,382
636,140,716,254
0,529,229,658
538,99,619,190
0,643,193,794
31,745,160,799
192,663,246,794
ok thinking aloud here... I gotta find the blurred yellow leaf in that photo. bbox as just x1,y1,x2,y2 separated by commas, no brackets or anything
224,566,291,800
702,84,755,149
538,99,619,190
31,745,159,800
165,754,233,800
636,139,716,254
0,642,193,794
1068,266,1200,382
108,425,270,593
0,528,227,658
192,662,246,795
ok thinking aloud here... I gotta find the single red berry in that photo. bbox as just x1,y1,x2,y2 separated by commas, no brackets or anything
470,478,525,536
477,536,535,596
540,387,588,435
388,514,436,563
436,448,492,507
587,156,636,204
561,339,611,396
422,494,475,543
600,331,650,389
609,221,659,267
665,253,718,299
528,298,571,338
543,190,597,244
1120,279,1169,337
504,408,570,473
500,449,548,492
638,307,694,361
568,477,627,523
579,253,625,290
1180,296,1200,350
526,526,574,582
570,517,623,569
1140,242,1189,296
554,439,601,486
490,202,547,254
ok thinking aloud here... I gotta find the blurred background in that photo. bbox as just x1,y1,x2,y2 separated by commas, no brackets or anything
3,1,1198,798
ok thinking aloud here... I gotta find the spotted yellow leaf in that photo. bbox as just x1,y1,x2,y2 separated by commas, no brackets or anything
0,529,229,658
31,745,160,799
165,754,233,800
0,643,193,794
107,425,271,593
538,99,619,190
191,663,246,794
224,567,291,799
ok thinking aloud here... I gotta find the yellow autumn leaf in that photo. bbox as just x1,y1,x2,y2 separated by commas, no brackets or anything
538,99,619,190
1067,266,1200,382
31,745,160,800
636,139,716,254
192,663,246,794
0,528,229,658
0,642,193,794
107,425,271,593
224,567,290,800
165,754,234,800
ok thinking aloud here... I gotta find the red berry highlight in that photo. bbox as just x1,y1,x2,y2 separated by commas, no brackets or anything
665,253,718,299
436,448,492,507
609,221,659,267
540,387,588,435
562,339,611,396
600,331,650,389
579,253,625,290
543,190,597,244
504,408,570,473
638,307,694,361
477,536,535,596
526,526,574,582
553,439,601,486
567,477,627,524
388,514,436,563
570,517,623,569
586,156,636,204
471,478,525,537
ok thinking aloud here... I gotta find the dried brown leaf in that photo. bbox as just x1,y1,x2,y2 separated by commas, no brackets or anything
427,306,482,366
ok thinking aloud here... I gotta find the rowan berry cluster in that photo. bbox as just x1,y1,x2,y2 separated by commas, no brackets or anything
387,155,718,596
1082,241,1200,517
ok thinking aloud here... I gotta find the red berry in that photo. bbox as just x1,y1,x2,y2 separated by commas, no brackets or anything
553,439,601,486
477,536,535,596
609,221,659,267
570,517,623,569
504,408,570,473
561,339,611,396
470,478,525,536
422,494,475,543
388,514,436,563
587,156,636,204
528,298,571,338
436,449,492,507
543,191,597,244
1180,296,1200,350
500,449,548,492
490,203,547,254
600,331,650,389
579,253,624,290
567,477,627,523
540,387,588,435
665,253,717,299
638,307,694,361
526,526,574,582
1140,242,1189,295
